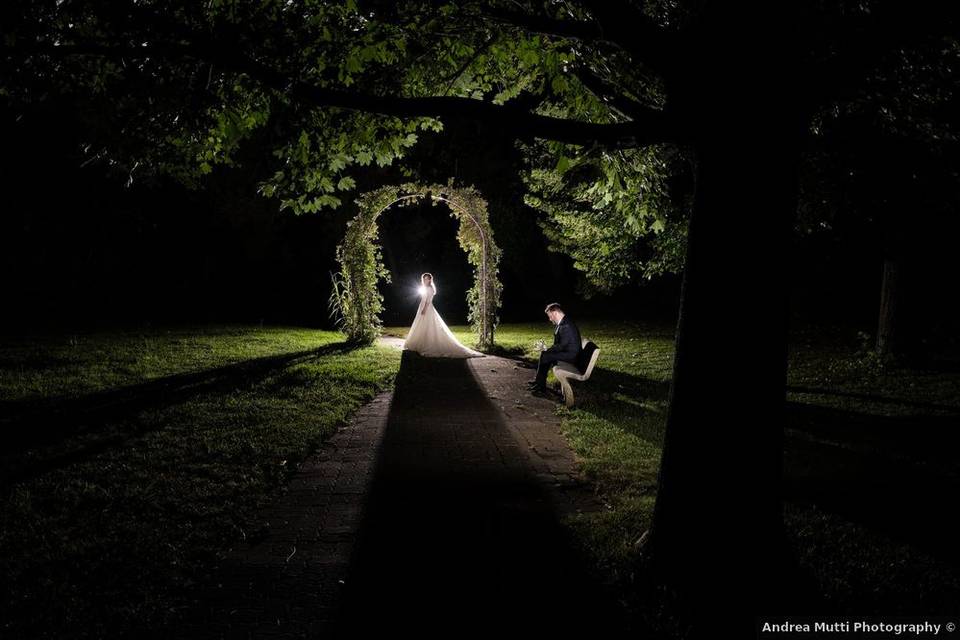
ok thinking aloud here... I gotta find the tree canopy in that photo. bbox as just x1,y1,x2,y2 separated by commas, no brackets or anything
3,1,956,293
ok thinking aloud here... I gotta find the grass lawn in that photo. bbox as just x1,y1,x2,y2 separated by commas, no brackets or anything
0,326,401,638
390,321,960,621
0,325,348,402
3,322,958,637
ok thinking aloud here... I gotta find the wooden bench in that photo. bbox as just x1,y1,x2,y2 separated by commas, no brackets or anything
552,339,600,407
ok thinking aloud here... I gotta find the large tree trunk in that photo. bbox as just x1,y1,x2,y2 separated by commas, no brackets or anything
640,3,805,633
876,257,900,356
643,132,798,627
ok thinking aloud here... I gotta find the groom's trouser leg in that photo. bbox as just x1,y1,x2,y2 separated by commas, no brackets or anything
535,352,561,388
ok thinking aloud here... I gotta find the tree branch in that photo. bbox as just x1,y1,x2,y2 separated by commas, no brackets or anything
6,40,677,147
577,0,675,71
439,33,498,95
482,4,675,77
571,66,654,121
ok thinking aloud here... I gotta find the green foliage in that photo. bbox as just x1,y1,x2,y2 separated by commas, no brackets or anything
334,183,501,348
5,0,954,293
263,114,442,214
1,0,694,284
0,1,675,210
524,143,690,295
333,203,392,345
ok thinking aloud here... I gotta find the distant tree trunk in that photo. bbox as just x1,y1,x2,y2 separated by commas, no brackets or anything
876,257,899,356
640,4,803,633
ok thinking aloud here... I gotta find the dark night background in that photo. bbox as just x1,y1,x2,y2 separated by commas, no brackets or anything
3,95,959,356
1,97,582,329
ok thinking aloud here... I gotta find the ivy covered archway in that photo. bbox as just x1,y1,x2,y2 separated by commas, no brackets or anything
331,182,502,349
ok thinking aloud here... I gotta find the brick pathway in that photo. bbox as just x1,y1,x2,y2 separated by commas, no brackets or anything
173,338,620,638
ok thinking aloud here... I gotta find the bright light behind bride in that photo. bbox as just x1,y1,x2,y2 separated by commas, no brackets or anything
404,273,483,358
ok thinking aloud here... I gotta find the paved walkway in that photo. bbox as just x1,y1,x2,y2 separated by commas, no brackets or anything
173,339,620,638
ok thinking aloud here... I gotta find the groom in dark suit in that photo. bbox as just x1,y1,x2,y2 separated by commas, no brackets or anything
528,302,582,396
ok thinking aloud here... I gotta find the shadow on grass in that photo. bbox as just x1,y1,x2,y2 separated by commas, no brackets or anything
784,401,960,564
554,365,671,448
335,350,625,637
570,375,960,564
923,357,960,374
0,342,357,487
538,364,960,568
787,385,960,413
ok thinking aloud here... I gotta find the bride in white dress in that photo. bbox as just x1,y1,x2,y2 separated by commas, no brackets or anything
404,273,484,358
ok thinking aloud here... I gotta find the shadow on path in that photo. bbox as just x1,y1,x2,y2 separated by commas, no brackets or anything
334,350,623,638
0,342,353,487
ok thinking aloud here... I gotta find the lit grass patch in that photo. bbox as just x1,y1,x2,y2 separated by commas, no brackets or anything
0,325,340,401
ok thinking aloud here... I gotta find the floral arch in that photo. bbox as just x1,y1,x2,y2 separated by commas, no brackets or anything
331,182,502,349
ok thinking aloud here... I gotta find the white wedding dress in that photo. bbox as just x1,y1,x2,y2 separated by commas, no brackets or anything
404,284,484,358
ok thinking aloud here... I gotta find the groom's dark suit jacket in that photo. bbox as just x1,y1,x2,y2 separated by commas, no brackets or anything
546,315,582,363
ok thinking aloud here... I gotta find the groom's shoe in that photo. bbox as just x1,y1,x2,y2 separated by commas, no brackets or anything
529,386,549,398
525,379,541,389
